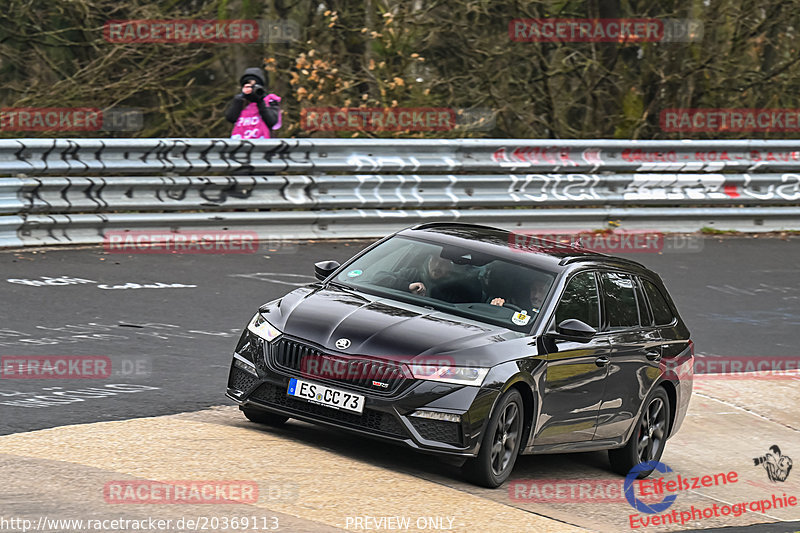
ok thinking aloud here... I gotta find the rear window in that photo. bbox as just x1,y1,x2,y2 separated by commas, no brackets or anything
642,279,675,326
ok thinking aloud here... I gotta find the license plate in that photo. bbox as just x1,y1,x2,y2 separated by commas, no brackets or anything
287,378,365,414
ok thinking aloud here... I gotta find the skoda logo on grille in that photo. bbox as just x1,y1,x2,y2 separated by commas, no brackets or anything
335,338,351,350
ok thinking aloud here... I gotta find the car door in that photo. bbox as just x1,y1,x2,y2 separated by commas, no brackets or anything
641,276,690,366
535,270,611,445
592,271,663,443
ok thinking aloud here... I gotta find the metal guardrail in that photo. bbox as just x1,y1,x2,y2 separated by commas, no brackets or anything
4,173,799,215
4,138,800,175
1,138,800,247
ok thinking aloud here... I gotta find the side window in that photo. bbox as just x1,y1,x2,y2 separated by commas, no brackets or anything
601,272,640,329
642,279,675,326
554,271,600,329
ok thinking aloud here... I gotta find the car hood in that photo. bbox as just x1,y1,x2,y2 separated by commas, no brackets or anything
259,285,531,365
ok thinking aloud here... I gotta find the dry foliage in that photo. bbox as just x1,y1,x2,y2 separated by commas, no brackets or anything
1,0,798,138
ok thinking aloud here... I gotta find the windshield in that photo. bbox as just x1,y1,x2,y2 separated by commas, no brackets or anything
334,236,556,333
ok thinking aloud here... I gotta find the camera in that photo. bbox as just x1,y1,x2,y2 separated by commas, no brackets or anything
253,84,266,97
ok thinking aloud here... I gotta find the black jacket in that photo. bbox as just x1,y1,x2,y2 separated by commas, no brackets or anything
224,67,279,127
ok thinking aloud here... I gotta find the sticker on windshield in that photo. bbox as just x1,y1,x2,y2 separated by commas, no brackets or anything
347,269,363,278
512,310,531,326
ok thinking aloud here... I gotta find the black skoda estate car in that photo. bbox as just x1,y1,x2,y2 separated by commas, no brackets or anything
226,223,693,487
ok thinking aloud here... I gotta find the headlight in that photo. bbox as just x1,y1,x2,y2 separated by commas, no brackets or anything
407,364,489,386
247,312,281,342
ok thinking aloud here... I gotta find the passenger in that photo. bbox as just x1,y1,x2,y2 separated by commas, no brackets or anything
490,281,548,312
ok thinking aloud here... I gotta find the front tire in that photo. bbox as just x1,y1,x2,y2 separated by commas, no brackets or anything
608,387,670,478
462,388,524,488
241,406,289,427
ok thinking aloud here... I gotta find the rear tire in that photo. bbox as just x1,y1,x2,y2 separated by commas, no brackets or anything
241,407,289,427
462,388,524,488
608,387,670,478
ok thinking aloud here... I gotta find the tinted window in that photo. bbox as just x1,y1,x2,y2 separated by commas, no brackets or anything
555,271,600,329
601,272,640,329
643,279,675,326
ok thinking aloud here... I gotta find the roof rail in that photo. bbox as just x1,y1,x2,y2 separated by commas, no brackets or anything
559,255,647,269
410,222,500,231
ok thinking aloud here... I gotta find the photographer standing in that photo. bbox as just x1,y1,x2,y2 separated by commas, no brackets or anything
225,67,281,139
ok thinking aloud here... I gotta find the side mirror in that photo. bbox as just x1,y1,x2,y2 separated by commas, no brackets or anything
554,318,596,343
314,260,340,281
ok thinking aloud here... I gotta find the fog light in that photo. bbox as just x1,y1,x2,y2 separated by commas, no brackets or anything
410,410,461,423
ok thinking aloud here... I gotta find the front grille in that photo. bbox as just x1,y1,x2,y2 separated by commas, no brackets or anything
250,383,406,438
271,338,406,394
254,337,269,373
228,366,259,394
409,417,463,446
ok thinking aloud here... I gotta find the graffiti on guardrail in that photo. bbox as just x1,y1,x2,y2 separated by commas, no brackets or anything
5,138,305,174
6,139,800,175
14,173,800,217
3,139,800,247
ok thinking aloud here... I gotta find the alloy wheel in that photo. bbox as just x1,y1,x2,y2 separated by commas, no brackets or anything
490,401,520,476
636,397,666,463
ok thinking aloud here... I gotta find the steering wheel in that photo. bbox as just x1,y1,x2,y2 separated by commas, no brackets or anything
369,270,400,286
502,302,523,312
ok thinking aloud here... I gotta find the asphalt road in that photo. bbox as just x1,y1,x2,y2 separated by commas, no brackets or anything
0,235,798,436
0,378,797,532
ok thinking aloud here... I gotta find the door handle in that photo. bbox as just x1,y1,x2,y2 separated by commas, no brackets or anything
646,351,662,362
595,356,610,367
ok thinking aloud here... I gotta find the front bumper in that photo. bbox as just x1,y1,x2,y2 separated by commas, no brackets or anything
226,334,499,457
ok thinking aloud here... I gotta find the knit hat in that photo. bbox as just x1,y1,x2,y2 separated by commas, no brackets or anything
239,67,266,86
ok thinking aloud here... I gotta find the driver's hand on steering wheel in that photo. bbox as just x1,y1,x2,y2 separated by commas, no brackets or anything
490,297,505,306
409,282,427,295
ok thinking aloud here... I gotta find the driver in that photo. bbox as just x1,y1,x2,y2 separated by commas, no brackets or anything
403,253,482,303
408,255,453,296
